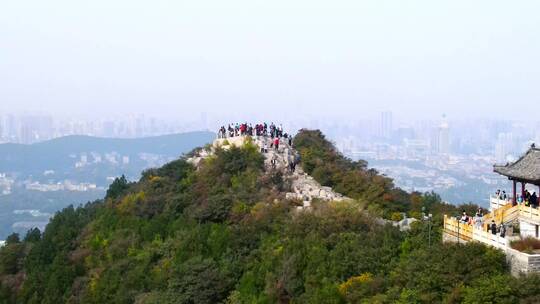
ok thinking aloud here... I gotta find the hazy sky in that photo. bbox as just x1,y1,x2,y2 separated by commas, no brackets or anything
1,0,539,120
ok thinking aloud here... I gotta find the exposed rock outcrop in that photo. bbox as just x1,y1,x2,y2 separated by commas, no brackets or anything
189,136,350,210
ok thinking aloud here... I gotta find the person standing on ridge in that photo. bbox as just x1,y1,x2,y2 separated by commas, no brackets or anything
288,153,295,172
271,155,277,169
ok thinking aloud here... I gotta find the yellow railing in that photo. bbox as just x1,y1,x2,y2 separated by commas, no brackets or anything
472,226,509,249
444,215,509,248
443,215,473,241
444,202,540,243
483,203,540,226
482,203,520,227
517,204,540,220
444,202,540,241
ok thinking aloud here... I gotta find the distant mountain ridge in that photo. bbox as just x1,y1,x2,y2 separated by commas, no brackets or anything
0,131,216,240
0,131,215,173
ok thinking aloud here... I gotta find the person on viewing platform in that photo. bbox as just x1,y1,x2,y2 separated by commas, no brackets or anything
475,208,483,217
489,220,497,235
502,190,507,200
460,211,469,224
531,192,538,208
518,195,524,204
495,189,501,198
499,224,506,238
474,209,483,228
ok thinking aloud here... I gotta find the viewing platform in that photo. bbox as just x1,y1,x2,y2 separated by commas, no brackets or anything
489,195,511,212
443,145,540,274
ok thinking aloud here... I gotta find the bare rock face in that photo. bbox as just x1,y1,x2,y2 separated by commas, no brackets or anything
188,135,351,210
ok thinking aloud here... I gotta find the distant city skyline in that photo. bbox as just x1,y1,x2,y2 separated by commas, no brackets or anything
1,111,538,156
2,109,538,206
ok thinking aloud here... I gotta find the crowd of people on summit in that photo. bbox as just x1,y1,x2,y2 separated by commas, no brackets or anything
217,122,290,140
217,122,299,173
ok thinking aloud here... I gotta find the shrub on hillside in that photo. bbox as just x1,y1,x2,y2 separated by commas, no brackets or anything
510,237,540,253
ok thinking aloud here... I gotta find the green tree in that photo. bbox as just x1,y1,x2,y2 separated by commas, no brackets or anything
106,175,130,200
5,233,19,245
462,275,516,304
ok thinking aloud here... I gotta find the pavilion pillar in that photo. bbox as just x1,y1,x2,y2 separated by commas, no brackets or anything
512,179,517,206
522,182,526,198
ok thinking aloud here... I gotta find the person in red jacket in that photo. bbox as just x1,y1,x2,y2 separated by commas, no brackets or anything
240,123,246,135
274,137,280,151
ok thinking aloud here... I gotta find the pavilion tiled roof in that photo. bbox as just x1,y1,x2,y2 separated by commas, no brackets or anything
494,146,540,184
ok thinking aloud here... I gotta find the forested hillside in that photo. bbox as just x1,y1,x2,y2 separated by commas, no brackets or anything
0,130,538,303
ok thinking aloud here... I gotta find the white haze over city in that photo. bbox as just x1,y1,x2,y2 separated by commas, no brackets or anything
1,0,540,121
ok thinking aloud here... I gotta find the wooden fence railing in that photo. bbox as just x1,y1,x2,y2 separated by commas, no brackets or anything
444,202,540,245
443,216,473,241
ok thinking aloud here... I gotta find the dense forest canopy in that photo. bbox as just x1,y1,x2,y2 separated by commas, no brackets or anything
0,129,537,303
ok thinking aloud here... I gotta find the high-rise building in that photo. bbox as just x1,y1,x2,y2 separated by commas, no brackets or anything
135,116,145,137
495,132,513,163
379,111,393,139
430,115,450,155
20,124,35,144
437,116,450,155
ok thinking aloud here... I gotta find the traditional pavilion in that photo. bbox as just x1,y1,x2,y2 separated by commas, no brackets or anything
494,144,540,205
442,145,540,274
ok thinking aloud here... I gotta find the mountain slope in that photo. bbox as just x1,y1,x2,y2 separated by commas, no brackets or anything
0,129,525,304
0,131,216,240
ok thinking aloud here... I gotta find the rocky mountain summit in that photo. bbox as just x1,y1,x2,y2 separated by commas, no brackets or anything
188,135,349,209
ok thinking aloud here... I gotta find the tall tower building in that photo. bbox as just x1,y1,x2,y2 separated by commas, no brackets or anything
437,115,450,155
379,111,393,140
495,132,513,163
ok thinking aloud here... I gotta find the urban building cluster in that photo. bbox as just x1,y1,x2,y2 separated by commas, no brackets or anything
0,174,14,195
330,112,540,205
0,113,212,144
24,181,99,192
